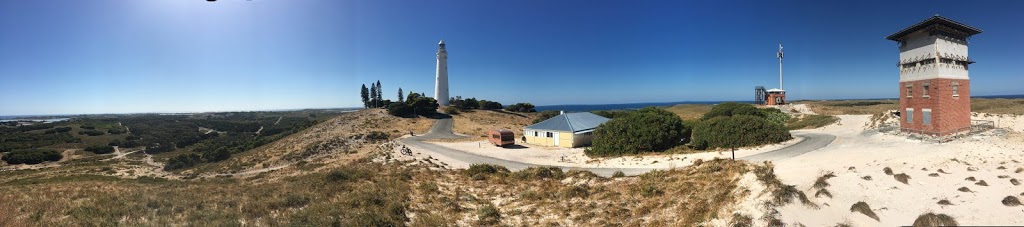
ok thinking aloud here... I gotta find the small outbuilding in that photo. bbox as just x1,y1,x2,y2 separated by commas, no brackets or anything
523,112,609,148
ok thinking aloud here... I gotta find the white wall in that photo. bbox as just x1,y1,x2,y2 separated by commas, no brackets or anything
898,32,970,82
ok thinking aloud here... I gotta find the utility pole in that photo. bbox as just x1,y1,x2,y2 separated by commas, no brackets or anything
778,43,784,90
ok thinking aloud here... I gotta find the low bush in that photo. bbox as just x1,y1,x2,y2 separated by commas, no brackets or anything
504,103,536,113
612,171,626,178
532,110,561,124
511,166,564,180
84,145,115,154
894,173,911,184
78,130,105,136
44,127,72,134
1002,196,1022,206
850,201,879,221
691,115,791,150
443,106,459,115
2,149,62,164
588,107,689,156
476,203,501,225
912,213,957,227
464,164,509,179
386,102,414,117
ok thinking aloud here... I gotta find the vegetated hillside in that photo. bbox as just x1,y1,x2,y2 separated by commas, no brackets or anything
664,104,714,120
0,106,796,226
186,108,436,175
971,98,1024,115
451,110,535,140
795,100,899,115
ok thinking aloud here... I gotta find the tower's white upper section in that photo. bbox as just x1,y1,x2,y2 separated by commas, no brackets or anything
888,16,981,82
435,40,449,106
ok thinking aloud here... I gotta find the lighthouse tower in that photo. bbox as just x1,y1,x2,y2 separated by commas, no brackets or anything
434,40,450,106
887,15,981,136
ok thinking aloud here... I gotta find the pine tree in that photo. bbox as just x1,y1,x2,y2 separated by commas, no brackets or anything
375,80,383,102
360,84,370,108
398,87,404,103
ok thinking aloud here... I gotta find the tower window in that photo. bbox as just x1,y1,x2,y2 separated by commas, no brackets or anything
922,82,930,97
906,84,913,98
906,108,914,123
952,81,960,97
923,109,932,125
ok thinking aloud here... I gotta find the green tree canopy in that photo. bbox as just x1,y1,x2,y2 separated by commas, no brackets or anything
586,107,688,157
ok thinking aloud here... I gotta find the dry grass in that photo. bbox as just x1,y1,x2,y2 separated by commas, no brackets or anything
407,158,757,226
938,169,950,174
450,110,535,140
813,172,836,189
1011,178,1021,186
796,100,898,116
971,98,1024,115
928,173,939,177
912,213,958,227
1016,167,1023,173
785,115,840,130
1001,196,1021,206
799,98,1024,116
814,188,832,198
849,201,879,221
975,180,988,186
965,176,976,181
883,167,893,175
894,173,910,184
664,104,714,120
957,187,972,192
937,199,954,205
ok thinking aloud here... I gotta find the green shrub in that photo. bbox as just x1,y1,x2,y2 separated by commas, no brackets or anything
511,166,564,180
612,171,626,178
84,145,115,154
532,110,561,124
387,102,414,117
702,102,764,120
691,115,791,150
476,203,501,225
466,163,509,176
760,108,790,126
78,130,105,136
2,149,63,165
443,106,460,115
44,127,72,134
587,107,688,157
504,103,536,113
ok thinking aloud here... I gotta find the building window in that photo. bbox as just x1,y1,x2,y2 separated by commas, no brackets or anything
923,109,932,125
952,81,960,97
546,132,553,138
906,84,913,98
922,82,930,97
533,131,538,137
906,108,914,123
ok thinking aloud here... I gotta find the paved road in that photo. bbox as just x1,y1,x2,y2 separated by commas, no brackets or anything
740,132,836,162
402,118,833,177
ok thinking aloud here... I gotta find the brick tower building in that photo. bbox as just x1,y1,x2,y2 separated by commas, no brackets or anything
886,15,982,136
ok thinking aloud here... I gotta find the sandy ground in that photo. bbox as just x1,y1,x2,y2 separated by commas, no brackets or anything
420,136,802,169
770,114,1024,226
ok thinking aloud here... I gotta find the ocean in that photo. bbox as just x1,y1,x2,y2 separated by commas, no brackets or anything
535,94,1024,112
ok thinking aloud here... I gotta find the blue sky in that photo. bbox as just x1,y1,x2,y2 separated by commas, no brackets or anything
1,0,1022,115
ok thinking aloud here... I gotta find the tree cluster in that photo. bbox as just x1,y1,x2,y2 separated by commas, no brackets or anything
1,149,62,165
691,102,791,150
84,145,115,154
586,107,689,157
361,80,398,108
449,96,504,111
387,91,439,117
504,103,536,113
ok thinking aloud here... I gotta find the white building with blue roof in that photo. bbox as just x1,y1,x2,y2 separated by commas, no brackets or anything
523,111,610,148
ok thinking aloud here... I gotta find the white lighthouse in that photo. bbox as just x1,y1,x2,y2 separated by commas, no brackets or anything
434,40,450,106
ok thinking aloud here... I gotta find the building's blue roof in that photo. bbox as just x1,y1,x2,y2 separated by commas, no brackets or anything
525,112,609,133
